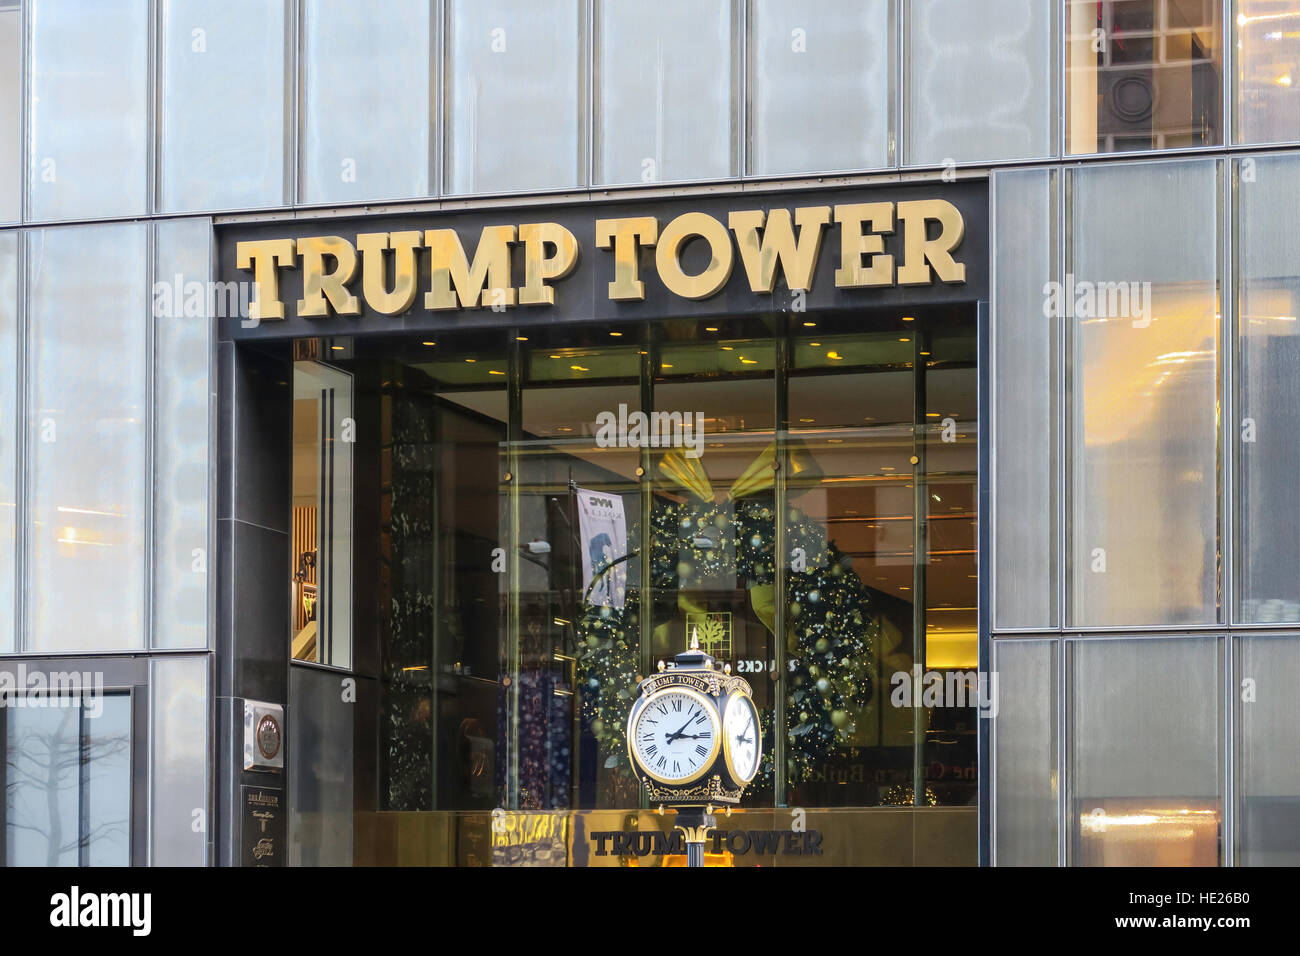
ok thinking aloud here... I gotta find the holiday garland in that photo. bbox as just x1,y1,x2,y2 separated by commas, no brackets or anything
576,449,879,789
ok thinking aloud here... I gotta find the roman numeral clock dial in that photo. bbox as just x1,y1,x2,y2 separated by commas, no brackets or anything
629,689,720,785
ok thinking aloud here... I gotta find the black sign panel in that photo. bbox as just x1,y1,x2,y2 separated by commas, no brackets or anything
217,179,987,342
241,786,285,867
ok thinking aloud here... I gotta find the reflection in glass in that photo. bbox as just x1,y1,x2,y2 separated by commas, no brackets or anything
595,0,733,184
446,0,581,195
1071,638,1221,865
1236,154,1300,623
749,0,888,175
907,0,1052,165
1235,0,1300,145
1069,161,1218,627
302,0,431,204
28,0,148,219
160,0,286,212
5,695,132,866
27,224,149,651
1067,0,1222,154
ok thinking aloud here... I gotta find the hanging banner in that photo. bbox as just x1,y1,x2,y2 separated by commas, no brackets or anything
576,488,628,610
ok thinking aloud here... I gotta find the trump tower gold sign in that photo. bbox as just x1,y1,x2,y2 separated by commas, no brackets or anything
220,182,986,336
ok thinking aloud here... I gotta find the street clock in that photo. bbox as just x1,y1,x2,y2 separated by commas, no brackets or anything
626,632,761,810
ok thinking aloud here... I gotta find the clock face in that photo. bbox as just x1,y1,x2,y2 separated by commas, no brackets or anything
630,689,720,785
722,693,761,784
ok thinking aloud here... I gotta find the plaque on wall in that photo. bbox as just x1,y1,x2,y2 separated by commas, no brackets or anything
242,786,285,867
243,699,284,771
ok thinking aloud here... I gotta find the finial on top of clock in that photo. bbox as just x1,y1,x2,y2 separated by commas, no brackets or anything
690,626,700,651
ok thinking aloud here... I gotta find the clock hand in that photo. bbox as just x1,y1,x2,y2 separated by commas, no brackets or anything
665,717,694,742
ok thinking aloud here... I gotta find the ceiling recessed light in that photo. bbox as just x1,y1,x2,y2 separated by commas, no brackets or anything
721,346,734,351
902,316,915,322
465,358,476,363
740,358,757,365
331,345,344,351
705,326,718,332
610,331,622,336
809,342,821,347
516,336,529,341
549,353,561,358
570,365,588,371
826,351,842,360
920,350,931,356
488,369,505,375
422,341,436,347
802,321,816,327
799,418,815,423
899,338,910,343
661,363,674,368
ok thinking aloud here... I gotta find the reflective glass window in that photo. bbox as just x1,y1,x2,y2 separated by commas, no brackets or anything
446,0,581,195
1067,0,1223,153
28,0,149,220
595,0,733,185
1236,153,1300,623
302,0,432,204
0,2,19,222
159,0,287,212
1236,635,1300,864
0,231,13,652
749,0,889,175
26,224,148,651
907,0,1053,165
1071,637,1221,865
992,639,1058,865
150,656,207,865
993,168,1056,629
153,219,211,649
4,693,133,866
1068,160,1219,627
1234,0,1300,145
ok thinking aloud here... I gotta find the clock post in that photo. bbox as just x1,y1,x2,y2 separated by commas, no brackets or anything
625,629,763,868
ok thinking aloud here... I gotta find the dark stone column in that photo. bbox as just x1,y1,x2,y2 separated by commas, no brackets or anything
215,340,292,866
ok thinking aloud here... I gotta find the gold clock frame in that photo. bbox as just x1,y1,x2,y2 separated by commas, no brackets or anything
627,686,722,787
721,692,762,786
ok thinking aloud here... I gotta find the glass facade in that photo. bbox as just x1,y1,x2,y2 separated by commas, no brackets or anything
0,0,1297,870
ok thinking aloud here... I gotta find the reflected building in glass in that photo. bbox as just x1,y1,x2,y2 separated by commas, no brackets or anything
0,0,1298,868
